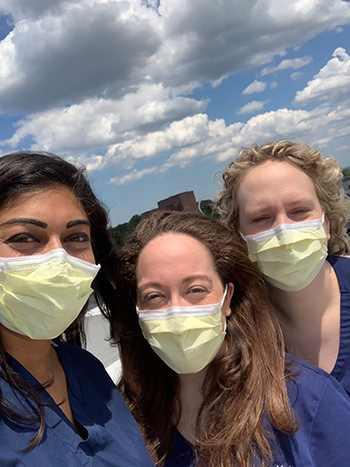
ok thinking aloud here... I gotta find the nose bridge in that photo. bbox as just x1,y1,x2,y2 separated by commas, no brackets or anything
275,211,289,227
44,235,64,253
168,291,185,308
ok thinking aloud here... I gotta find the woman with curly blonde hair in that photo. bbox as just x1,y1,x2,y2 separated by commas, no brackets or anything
217,140,350,396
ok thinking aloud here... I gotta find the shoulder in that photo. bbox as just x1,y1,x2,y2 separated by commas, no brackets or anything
276,356,350,465
54,340,115,389
54,340,102,363
327,255,350,292
285,354,349,414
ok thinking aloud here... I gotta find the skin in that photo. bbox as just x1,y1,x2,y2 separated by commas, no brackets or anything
237,159,327,235
0,187,95,437
237,160,340,373
136,232,234,443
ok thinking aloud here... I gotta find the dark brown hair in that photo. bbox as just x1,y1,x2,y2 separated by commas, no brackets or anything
0,151,118,451
112,211,297,467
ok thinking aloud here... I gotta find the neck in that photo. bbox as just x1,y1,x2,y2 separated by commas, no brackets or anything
267,260,341,370
1,325,58,381
268,260,338,325
176,368,207,443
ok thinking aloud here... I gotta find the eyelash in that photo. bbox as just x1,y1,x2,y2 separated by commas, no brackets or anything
6,233,37,243
252,209,311,223
189,287,206,294
144,287,207,302
6,233,91,244
144,293,162,301
252,216,269,223
66,233,90,243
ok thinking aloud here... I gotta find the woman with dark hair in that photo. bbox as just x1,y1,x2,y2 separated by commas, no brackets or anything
113,211,350,467
0,151,154,466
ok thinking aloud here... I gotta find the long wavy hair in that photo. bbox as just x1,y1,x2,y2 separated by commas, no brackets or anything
216,140,350,255
112,211,297,467
0,151,118,451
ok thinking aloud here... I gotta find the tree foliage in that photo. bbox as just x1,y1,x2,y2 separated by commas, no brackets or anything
110,214,142,250
198,199,220,219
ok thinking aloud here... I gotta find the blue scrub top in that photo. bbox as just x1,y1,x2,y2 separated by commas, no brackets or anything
0,340,154,467
327,255,350,396
165,355,350,467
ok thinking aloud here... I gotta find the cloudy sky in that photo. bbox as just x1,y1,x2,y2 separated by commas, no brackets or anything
0,0,350,225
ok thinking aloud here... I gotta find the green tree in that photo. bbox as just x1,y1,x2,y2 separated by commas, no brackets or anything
111,214,142,250
198,199,220,219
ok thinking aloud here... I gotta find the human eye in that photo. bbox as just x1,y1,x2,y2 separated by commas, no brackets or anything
290,208,311,218
6,233,38,244
291,208,309,214
144,292,162,301
251,215,270,224
189,286,207,295
65,233,91,243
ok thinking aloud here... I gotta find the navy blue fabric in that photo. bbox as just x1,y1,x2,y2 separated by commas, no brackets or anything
0,341,154,467
327,255,350,396
165,356,350,467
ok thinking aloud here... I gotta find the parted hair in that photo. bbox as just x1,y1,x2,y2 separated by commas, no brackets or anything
0,151,118,451
112,211,297,467
216,140,350,255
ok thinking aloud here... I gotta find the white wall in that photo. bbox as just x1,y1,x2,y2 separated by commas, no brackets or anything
85,307,122,383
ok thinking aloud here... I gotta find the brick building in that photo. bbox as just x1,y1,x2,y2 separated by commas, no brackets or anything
142,191,198,219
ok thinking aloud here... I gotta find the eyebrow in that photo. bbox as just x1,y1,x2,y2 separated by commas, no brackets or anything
0,218,47,228
182,275,213,286
138,275,214,293
0,218,90,229
66,220,91,229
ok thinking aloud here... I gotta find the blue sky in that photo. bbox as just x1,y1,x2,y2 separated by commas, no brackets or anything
0,0,350,226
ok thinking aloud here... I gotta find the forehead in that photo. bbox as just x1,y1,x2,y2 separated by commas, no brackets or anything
237,160,319,207
0,187,87,218
136,232,218,280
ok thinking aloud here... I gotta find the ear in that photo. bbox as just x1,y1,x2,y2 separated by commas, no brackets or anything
223,282,234,318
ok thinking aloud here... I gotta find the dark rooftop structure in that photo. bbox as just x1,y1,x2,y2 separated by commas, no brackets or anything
142,191,198,219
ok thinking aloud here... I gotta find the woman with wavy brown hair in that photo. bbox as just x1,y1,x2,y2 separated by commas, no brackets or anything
217,140,350,397
111,210,350,467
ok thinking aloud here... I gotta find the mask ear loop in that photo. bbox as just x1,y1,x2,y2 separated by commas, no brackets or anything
220,284,228,306
221,284,229,334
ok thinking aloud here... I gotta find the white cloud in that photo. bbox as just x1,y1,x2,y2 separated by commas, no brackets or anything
290,71,303,80
0,1,162,112
3,85,208,154
270,81,278,89
242,80,267,95
0,0,349,113
237,100,268,115
261,55,313,76
0,0,349,187
109,166,158,185
93,113,212,171
294,47,350,104
109,102,350,184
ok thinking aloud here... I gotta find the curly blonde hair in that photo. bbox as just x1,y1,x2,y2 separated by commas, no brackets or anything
217,140,350,256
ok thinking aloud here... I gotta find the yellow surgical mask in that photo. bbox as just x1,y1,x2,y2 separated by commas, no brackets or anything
0,248,100,340
136,286,227,374
241,217,327,292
